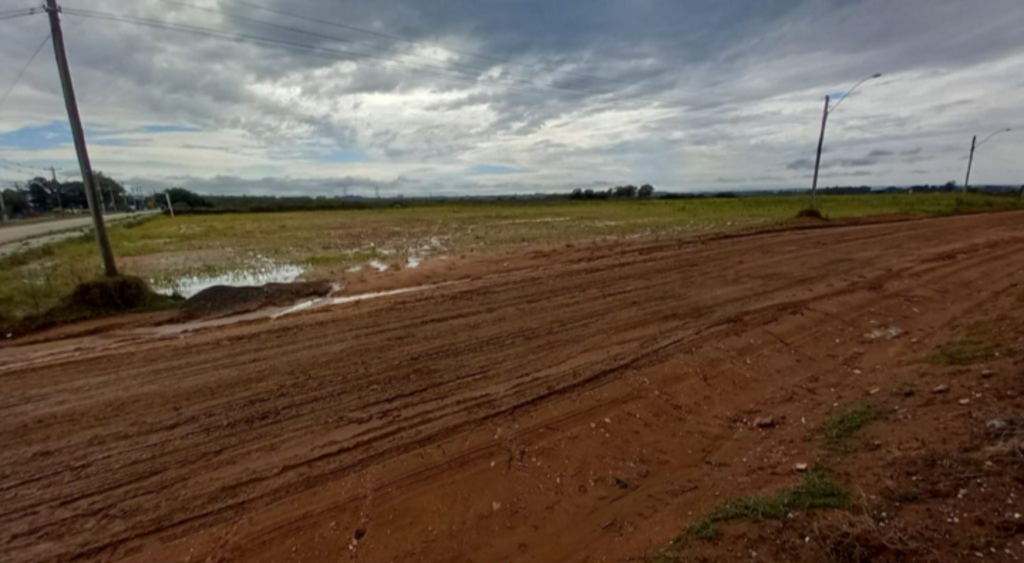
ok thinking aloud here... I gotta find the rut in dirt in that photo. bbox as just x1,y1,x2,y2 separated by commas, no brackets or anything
1,212,1024,562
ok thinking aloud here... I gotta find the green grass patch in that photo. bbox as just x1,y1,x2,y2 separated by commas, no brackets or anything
927,324,1009,365
3,276,181,336
1,192,1020,322
687,468,849,541
823,404,882,450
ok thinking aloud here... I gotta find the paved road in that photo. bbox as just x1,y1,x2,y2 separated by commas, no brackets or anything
0,214,135,246
0,213,156,256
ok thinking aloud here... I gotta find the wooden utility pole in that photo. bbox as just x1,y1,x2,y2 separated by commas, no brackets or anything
45,0,117,276
0,187,7,225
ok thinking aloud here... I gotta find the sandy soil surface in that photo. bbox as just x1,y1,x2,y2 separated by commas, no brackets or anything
1,212,1023,562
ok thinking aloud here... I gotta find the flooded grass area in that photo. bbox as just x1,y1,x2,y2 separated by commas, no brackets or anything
0,192,1019,322
149,257,305,298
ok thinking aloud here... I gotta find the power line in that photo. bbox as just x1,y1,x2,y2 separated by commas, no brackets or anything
0,157,50,174
0,7,42,21
61,7,670,106
218,0,641,90
64,6,632,101
0,33,52,113
154,0,636,94
60,8,507,92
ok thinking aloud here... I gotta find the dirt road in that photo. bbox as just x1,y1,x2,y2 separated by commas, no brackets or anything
2,212,1023,562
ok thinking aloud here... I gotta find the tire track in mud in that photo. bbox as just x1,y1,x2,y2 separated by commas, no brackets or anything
2,212,1024,562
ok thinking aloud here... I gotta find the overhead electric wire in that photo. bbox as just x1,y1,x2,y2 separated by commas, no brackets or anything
0,157,50,174
71,3,634,100
0,7,43,21
61,8,521,93
154,0,638,93
0,33,52,113
61,7,664,104
217,0,643,90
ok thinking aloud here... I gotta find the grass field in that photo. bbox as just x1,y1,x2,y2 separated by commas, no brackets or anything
0,192,1019,323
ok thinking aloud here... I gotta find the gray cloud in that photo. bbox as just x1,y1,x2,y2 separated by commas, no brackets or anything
786,152,882,171
1,0,1023,193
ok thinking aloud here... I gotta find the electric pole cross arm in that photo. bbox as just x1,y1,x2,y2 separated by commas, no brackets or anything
45,0,118,276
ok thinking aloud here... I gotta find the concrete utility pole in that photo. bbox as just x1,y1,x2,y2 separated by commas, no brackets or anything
165,192,175,217
809,95,829,211
963,128,1011,194
808,73,882,210
963,136,977,194
45,0,117,276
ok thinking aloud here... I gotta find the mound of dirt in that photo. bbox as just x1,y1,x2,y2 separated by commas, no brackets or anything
181,281,334,318
5,276,178,338
68,276,157,309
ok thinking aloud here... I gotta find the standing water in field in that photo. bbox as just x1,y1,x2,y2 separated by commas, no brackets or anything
152,257,305,298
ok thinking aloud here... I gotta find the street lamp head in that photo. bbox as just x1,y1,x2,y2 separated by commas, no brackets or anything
872,73,883,78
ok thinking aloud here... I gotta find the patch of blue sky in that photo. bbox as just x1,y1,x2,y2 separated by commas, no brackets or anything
0,122,73,149
469,164,525,175
321,148,371,163
0,121,131,150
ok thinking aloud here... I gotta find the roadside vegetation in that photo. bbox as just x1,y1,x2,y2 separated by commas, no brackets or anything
927,321,1010,365
688,468,849,540
6,276,180,336
1,192,1021,325
652,468,849,561
822,403,882,450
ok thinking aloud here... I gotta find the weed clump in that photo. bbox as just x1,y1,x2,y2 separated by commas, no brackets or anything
796,207,826,220
68,276,158,309
928,327,1007,365
823,404,882,450
4,276,180,337
688,467,848,540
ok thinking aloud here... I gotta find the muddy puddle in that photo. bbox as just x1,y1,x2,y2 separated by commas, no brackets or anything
165,285,439,335
152,259,305,298
0,284,444,373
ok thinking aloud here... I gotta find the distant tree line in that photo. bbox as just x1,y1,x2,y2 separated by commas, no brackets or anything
569,184,656,200
1,172,132,216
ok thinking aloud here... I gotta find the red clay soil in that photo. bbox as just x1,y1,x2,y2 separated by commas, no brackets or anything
1,212,1023,563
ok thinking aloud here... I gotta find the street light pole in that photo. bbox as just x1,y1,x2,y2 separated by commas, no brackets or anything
808,73,882,210
963,128,1011,194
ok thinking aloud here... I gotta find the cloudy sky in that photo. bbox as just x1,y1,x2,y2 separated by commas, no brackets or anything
0,0,1021,196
